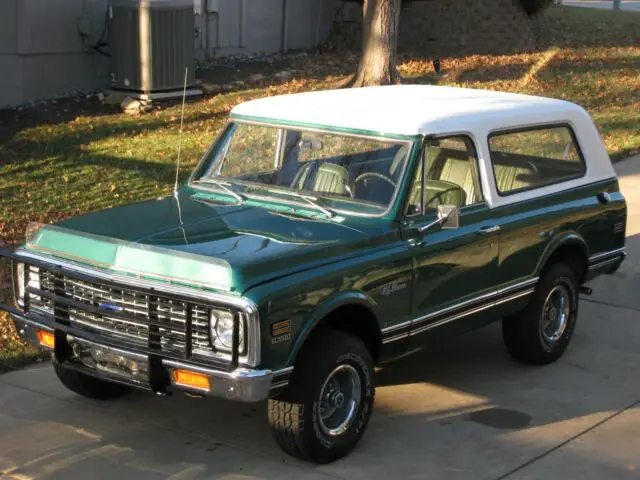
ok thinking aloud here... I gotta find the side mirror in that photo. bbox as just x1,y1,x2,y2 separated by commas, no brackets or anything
437,205,459,230
418,204,460,234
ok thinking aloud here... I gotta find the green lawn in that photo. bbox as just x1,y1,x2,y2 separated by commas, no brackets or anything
0,5,638,368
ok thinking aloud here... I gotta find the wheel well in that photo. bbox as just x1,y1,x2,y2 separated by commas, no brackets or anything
541,244,588,285
312,304,382,363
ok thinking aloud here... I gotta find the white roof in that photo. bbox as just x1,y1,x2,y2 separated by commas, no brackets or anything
230,85,586,137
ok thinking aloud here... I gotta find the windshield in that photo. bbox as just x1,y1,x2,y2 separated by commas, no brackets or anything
192,122,412,216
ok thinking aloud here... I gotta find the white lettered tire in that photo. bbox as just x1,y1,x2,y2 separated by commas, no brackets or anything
267,329,375,463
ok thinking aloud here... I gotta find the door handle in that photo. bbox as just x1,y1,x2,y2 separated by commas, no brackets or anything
478,226,500,234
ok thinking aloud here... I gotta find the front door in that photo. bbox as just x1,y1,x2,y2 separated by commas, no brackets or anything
401,136,500,346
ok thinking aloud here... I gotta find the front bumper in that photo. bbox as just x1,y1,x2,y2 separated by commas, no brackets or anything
12,313,276,402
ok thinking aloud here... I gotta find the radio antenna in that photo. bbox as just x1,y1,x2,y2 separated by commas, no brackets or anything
173,66,189,197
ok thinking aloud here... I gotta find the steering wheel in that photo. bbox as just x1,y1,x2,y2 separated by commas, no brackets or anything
354,172,397,189
425,187,463,208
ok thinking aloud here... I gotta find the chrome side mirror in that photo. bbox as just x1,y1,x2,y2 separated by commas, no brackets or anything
438,205,459,230
418,205,460,234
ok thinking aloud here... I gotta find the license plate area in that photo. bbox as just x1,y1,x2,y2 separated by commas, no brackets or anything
66,335,150,388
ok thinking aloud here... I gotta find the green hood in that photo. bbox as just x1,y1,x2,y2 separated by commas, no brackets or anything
26,192,376,293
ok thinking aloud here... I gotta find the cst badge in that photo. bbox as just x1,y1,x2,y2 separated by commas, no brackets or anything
271,320,292,344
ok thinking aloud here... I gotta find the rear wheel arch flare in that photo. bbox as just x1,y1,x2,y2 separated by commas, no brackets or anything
538,236,589,286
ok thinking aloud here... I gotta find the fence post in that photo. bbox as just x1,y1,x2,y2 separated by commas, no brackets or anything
613,0,621,10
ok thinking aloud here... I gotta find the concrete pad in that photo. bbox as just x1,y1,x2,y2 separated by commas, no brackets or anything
509,406,640,479
0,381,336,480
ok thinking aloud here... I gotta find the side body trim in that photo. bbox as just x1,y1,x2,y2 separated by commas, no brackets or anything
381,277,538,344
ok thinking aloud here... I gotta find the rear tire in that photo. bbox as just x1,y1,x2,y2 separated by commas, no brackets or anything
268,329,375,464
502,263,579,365
53,360,132,400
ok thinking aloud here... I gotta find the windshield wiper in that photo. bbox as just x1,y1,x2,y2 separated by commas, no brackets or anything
193,179,245,204
268,189,335,219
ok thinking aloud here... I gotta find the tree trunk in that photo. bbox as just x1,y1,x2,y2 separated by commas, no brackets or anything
349,0,402,87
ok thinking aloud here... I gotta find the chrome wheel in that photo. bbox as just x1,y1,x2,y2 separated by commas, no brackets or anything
541,284,571,343
318,364,362,437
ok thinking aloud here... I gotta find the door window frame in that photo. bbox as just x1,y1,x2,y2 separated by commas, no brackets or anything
404,134,487,219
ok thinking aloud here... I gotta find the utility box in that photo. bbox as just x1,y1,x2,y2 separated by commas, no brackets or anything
108,0,198,97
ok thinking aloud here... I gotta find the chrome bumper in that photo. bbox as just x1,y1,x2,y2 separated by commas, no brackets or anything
12,314,279,403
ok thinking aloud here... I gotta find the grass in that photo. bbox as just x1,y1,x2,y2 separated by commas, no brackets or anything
0,5,638,369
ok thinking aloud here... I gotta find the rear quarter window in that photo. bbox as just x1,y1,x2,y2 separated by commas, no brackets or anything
488,125,586,196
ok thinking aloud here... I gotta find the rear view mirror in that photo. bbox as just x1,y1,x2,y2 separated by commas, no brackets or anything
438,205,459,230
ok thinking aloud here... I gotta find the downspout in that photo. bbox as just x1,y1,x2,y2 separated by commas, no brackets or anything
281,0,289,52
239,0,246,48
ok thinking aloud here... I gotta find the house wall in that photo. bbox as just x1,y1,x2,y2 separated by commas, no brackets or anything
0,0,338,108
0,0,109,107
195,0,338,59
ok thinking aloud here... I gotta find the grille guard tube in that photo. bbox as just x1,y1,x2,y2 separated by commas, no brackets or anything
10,313,275,402
0,246,260,370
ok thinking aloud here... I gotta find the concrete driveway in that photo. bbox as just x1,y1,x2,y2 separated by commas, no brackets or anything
562,1,640,11
1,158,640,480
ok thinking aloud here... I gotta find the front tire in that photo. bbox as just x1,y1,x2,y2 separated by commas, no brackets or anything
502,263,579,365
53,360,132,400
268,330,375,464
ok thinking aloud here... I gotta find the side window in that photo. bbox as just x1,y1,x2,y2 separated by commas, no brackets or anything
488,125,585,195
406,136,483,215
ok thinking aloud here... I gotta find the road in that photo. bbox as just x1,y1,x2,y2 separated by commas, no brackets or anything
1,157,640,479
562,1,640,11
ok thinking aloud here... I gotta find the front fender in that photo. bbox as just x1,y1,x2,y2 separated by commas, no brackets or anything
535,231,589,276
286,290,380,365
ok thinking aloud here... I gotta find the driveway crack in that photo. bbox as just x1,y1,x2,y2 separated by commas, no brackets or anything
492,398,640,480
581,297,640,313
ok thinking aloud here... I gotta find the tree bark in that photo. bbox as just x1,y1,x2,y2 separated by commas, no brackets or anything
349,0,402,87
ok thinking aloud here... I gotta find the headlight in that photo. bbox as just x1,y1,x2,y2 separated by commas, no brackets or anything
13,262,25,308
210,309,245,353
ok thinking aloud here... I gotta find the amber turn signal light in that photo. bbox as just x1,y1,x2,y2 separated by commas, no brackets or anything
172,369,210,391
37,330,55,349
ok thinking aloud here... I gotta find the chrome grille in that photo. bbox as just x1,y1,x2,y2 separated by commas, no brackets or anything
32,268,215,356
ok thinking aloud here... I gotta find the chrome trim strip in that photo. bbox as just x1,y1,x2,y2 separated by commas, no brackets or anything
496,277,539,295
381,319,412,335
409,289,534,338
588,257,622,271
273,366,294,376
382,277,539,335
270,380,290,389
14,249,261,367
382,332,410,345
588,247,626,264
11,314,53,332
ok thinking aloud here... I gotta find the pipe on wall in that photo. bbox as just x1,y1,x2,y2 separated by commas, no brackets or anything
281,0,289,52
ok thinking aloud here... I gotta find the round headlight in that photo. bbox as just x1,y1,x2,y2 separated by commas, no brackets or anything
211,309,244,350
